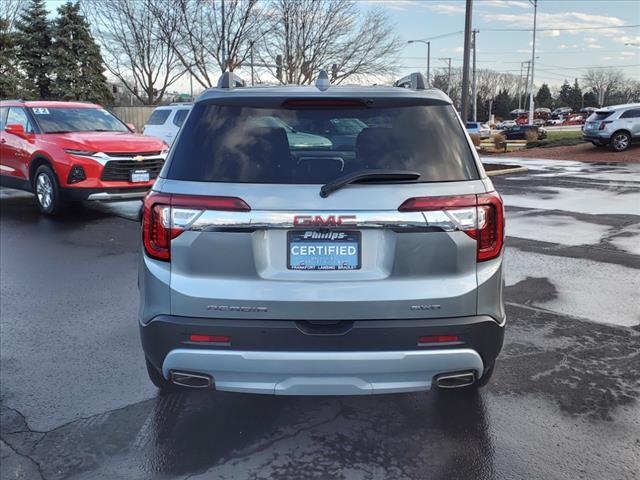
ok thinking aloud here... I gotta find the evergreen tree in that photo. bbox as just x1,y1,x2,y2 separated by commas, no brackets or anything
50,2,113,105
493,89,515,118
568,78,583,111
15,0,52,99
558,80,572,107
534,83,552,109
0,18,23,98
583,90,598,107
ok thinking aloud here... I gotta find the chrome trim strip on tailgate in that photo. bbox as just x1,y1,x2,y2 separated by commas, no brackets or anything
188,210,464,232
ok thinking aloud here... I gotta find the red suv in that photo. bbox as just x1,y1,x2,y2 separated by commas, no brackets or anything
0,100,168,214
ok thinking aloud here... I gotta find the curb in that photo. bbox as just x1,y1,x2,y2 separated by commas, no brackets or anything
483,165,529,176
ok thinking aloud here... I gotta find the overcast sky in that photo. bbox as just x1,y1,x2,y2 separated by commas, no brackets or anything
44,0,639,92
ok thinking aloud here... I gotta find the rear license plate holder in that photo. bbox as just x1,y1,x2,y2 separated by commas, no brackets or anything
287,230,361,270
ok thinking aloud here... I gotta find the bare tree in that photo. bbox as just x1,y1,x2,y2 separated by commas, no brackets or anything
83,0,185,105
582,68,625,107
152,0,264,89
259,0,401,85
617,79,640,104
1,0,23,31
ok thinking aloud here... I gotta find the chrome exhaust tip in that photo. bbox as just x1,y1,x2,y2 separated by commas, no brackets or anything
170,370,213,389
435,371,476,389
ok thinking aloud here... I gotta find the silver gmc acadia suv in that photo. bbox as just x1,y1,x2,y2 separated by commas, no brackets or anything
139,72,505,395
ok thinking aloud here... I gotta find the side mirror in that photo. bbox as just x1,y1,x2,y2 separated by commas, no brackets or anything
126,123,137,133
5,124,33,141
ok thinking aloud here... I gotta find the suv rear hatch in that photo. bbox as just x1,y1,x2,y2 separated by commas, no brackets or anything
144,97,501,321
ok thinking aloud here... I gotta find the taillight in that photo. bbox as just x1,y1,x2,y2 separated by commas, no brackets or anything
398,191,504,262
142,192,250,261
599,121,612,130
475,192,504,262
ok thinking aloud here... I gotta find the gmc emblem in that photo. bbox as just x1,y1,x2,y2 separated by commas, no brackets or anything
293,215,357,227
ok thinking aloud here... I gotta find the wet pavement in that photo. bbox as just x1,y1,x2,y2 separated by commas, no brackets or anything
1,158,639,479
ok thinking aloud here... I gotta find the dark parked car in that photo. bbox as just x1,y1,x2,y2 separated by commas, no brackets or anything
503,125,546,141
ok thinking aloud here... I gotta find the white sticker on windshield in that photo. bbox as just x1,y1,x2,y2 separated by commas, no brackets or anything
33,108,50,115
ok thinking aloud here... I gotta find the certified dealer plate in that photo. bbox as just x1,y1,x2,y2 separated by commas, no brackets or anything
288,230,361,270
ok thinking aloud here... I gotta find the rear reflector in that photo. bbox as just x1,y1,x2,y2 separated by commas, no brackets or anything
418,335,460,345
142,192,250,261
189,334,231,344
398,192,504,262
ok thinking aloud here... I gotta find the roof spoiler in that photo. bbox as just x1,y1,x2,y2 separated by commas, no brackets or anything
393,72,427,90
217,72,246,89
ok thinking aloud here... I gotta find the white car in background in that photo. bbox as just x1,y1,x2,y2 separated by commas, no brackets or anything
465,122,491,139
142,103,192,145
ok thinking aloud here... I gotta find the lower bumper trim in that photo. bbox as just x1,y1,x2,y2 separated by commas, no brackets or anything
162,348,484,395
87,190,148,201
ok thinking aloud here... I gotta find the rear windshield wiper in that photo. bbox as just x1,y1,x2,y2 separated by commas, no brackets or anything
45,130,73,134
320,169,421,198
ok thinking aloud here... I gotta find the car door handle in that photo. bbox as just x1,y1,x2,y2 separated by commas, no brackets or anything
0,138,6,144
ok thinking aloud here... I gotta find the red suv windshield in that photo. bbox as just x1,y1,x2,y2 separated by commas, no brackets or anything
30,107,129,134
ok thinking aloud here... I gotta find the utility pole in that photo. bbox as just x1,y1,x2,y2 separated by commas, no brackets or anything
523,60,531,111
439,57,452,97
250,41,255,86
221,0,226,72
461,0,473,122
472,29,478,121
517,61,524,110
427,41,431,86
528,0,537,125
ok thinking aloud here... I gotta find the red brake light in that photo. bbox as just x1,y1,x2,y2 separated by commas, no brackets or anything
476,192,504,262
142,192,251,261
281,99,366,108
398,195,476,212
398,192,504,262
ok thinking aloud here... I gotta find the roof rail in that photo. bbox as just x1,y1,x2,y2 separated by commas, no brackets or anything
393,72,427,90
217,72,246,89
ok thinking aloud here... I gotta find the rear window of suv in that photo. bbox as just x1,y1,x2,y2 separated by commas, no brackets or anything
165,102,478,184
591,111,614,121
146,109,171,125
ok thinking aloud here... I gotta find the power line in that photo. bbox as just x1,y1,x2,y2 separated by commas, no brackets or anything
480,24,639,32
537,62,640,71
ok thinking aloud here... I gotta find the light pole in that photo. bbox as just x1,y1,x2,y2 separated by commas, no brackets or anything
528,0,538,126
624,43,640,47
407,40,431,86
461,0,473,122
472,29,478,121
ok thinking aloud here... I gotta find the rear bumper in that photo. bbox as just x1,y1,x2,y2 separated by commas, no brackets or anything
61,186,150,201
141,314,504,395
583,133,609,144
163,348,484,395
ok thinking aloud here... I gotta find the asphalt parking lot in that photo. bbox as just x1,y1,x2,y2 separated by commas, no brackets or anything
1,158,639,480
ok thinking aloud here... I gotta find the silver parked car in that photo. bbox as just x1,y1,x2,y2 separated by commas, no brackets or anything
466,121,491,139
583,103,640,152
139,72,505,396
